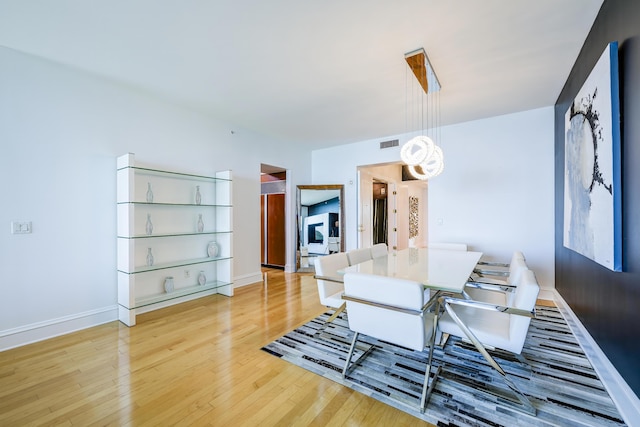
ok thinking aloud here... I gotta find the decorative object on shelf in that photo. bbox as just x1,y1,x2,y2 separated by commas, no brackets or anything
198,271,206,286
146,182,154,203
146,214,153,235
401,48,444,180
195,185,202,205
146,247,154,266
207,241,219,258
164,276,174,293
197,214,204,233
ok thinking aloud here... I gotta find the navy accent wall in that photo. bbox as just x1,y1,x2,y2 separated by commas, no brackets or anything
308,197,340,216
555,0,640,395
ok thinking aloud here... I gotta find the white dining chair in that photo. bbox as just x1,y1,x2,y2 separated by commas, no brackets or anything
347,247,373,265
342,272,438,412
370,243,388,258
436,268,540,415
314,252,349,321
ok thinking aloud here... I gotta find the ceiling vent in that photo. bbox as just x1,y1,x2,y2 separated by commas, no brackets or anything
379,139,399,149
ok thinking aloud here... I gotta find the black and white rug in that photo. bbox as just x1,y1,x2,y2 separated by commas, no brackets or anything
262,306,625,426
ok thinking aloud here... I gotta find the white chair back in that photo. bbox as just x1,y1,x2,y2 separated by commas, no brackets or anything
343,273,433,351
508,269,540,353
370,243,388,258
314,252,349,308
511,251,526,264
342,273,438,411
347,247,373,266
506,257,528,285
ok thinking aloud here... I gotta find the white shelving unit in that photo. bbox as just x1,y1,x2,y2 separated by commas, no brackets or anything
116,153,233,326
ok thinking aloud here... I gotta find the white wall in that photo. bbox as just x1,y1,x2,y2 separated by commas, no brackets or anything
312,107,555,290
0,48,311,349
0,46,555,349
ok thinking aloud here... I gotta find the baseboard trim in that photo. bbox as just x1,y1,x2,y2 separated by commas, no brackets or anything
0,306,118,352
553,290,640,426
1,272,265,351
234,271,264,288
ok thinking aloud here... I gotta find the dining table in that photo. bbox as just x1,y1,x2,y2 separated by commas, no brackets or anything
315,247,482,322
341,247,482,294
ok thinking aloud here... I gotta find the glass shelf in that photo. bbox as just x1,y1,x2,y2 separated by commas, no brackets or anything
118,201,226,207
118,230,232,239
131,281,232,309
118,255,232,274
119,165,232,182
117,154,233,326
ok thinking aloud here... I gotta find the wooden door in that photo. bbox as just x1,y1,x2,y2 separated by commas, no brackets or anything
265,193,286,267
260,195,266,264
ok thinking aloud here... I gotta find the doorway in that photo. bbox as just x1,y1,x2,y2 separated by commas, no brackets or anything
358,163,428,250
261,164,287,269
372,181,388,245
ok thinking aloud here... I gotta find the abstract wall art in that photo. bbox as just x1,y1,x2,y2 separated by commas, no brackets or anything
563,41,622,271
409,196,419,239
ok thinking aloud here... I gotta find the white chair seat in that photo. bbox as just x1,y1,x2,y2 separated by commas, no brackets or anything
438,305,515,352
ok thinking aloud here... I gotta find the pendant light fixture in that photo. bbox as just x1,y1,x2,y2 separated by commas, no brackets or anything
401,48,443,179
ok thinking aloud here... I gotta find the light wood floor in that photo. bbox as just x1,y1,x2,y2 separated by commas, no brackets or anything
0,269,436,426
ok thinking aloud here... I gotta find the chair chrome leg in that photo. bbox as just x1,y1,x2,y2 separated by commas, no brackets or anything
326,302,346,323
420,306,442,413
438,332,450,347
342,332,359,378
444,303,536,415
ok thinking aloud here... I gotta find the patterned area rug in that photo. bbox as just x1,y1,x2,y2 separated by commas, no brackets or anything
262,306,625,426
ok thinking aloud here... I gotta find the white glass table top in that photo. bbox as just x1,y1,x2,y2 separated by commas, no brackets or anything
342,247,482,293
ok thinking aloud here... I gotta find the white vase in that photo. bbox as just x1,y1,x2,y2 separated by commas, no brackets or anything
207,241,219,258
146,247,154,266
198,271,206,286
195,185,202,205
146,214,153,235
146,182,153,203
164,276,174,293
197,214,204,233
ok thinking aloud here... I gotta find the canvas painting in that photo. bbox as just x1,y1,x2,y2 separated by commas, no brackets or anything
563,41,621,271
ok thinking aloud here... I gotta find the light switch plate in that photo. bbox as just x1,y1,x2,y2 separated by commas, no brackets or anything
11,221,32,234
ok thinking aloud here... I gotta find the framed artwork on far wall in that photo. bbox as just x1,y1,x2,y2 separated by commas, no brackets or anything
563,41,622,272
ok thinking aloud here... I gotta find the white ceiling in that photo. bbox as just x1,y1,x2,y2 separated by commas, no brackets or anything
0,0,603,149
